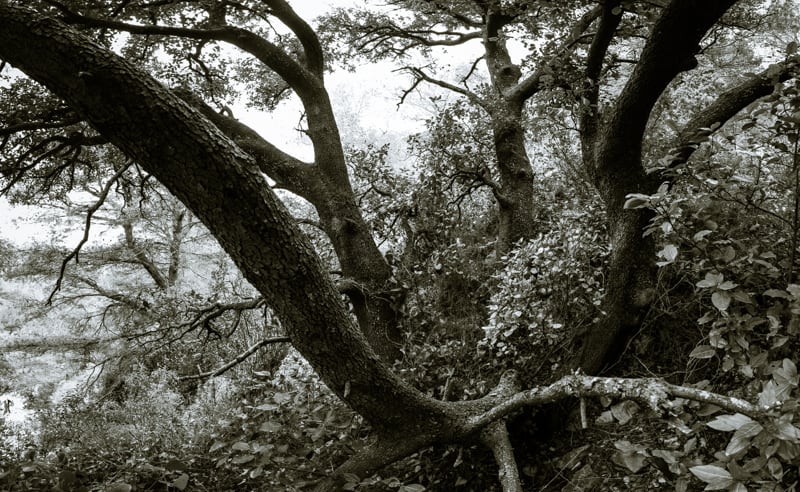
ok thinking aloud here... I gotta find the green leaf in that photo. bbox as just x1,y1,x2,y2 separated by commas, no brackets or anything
788,40,798,55
624,194,650,209
172,474,189,491
712,291,731,312
724,433,751,457
612,449,647,473
231,441,250,452
733,421,763,439
657,244,678,266
689,345,716,359
231,454,255,464
610,400,640,425
707,413,754,431
697,272,723,288
689,465,733,489
764,289,790,299
259,421,282,433
693,230,713,241
400,485,426,492
731,482,747,492
775,421,800,441
759,381,778,407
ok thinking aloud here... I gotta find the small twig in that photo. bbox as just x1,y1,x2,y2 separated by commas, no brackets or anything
178,336,291,381
48,163,131,304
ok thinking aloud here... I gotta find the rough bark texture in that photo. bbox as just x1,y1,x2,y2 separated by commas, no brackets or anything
0,4,506,486
1,1,771,488
490,102,538,253
483,8,538,252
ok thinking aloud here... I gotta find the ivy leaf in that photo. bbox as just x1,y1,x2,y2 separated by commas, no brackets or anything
707,413,754,432
231,442,250,452
172,474,189,491
106,484,132,492
759,381,779,407
712,291,731,312
693,229,713,241
697,272,723,288
231,454,255,464
689,345,716,359
689,465,733,489
657,244,678,266
610,400,640,425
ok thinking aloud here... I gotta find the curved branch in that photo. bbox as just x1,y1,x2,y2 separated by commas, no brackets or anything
668,55,800,167
122,221,168,289
468,374,772,431
401,66,487,110
177,335,291,381
46,2,320,104
510,5,602,103
263,0,325,77
603,0,738,159
480,420,522,492
173,89,321,199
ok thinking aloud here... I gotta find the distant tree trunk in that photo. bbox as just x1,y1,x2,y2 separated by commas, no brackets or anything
490,102,538,253
316,191,403,360
483,11,539,254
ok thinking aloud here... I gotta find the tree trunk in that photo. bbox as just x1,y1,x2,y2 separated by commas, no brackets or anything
317,193,403,360
573,0,738,375
491,104,538,253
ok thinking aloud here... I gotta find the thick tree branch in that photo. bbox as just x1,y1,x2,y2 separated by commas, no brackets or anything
44,2,321,105
263,0,325,77
580,2,622,166
668,54,800,167
602,0,739,166
480,420,522,492
173,89,321,198
469,374,772,431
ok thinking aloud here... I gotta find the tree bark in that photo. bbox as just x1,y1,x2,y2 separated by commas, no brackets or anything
490,102,538,253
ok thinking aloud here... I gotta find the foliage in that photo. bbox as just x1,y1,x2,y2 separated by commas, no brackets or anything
619,74,800,490
480,195,608,381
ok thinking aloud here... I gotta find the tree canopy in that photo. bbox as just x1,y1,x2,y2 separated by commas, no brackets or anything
2,0,800,490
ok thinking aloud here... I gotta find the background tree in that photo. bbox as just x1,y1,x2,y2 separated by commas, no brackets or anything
321,0,600,252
